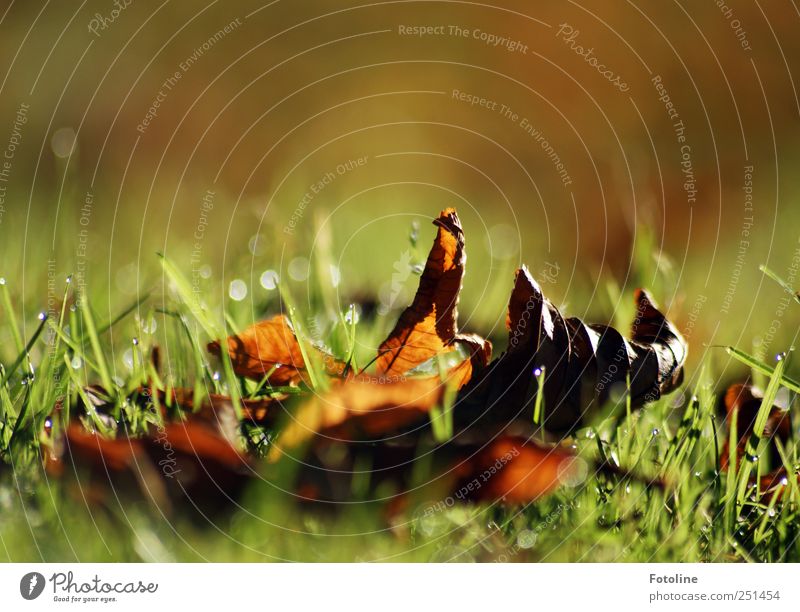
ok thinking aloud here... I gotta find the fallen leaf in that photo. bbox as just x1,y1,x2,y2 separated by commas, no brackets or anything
376,208,466,377
46,419,252,516
448,436,576,504
208,314,343,384
460,267,688,433
269,376,448,461
720,383,791,471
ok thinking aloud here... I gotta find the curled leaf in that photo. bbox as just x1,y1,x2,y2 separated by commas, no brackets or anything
462,267,687,433
376,208,466,377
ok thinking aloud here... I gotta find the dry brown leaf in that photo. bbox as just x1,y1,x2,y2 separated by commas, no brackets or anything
376,208,466,377
208,315,345,384
463,267,688,433
449,436,576,504
269,376,447,460
207,314,309,384
46,419,252,515
720,383,791,471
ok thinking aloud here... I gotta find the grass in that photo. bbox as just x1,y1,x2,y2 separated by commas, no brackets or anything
0,224,799,563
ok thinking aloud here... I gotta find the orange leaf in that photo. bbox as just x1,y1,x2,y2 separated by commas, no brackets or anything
269,376,448,459
450,437,576,504
208,314,342,384
376,208,465,377
720,383,791,471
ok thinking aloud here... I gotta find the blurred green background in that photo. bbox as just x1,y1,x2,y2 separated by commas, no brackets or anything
1,0,800,377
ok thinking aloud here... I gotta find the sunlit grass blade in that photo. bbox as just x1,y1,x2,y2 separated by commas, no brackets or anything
753,352,787,437
157,253,218,338
760,264,800,305
725,345,800,393
79,295,114,395
0,313,49,388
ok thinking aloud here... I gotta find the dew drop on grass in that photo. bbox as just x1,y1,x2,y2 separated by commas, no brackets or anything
122,349,134,370
0,277,5,285
516,529,537,549
132,337,139,346
768,508,777,517
199,265,212,279
779,475,789,486
776,352,787,362
260,270,279,290
212,371,221,381
344,304,360,325
229,279,247,301
71,355,83,369
288,257,309,281
651,428,660,437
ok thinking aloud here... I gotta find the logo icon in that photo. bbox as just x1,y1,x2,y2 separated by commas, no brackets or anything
20,572,45,600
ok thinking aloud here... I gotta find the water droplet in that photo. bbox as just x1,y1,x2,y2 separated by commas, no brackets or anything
0,278,5,285
329,265,341,288
779,476,789,486
248,234,265,256
776,352,787,362
260,270,279,290
122,349,134,370
229,279,247,301
38,312,47,321
344,304,360,325
533,367,543,377
199,264,212,279
625,484,631,494
651,428,660,437
585,429,596,439
747,454,759,463
768,508,777,517
288,257,309,282
558,456,589,487
516,529,537,549
71,355,83,369
44,418,52,429
65,275,73,284
51,127,77,158
212,371,221,381
132,337,139,346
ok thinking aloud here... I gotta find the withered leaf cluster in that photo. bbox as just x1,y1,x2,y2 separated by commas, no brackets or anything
46,208,688,515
